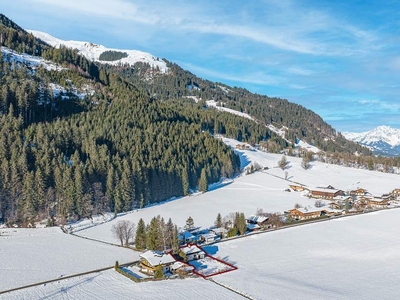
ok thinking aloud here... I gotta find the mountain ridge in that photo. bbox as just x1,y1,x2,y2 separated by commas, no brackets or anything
27,29,168,73
343,125,400,156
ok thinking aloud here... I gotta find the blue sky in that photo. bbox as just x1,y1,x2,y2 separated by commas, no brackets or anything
3,0,400,132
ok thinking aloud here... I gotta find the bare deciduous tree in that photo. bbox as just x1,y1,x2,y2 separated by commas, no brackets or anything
112,220,136,246
314,200,324,208
278,155,288,170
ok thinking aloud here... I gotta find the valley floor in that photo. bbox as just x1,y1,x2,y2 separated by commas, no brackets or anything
2,142,400,299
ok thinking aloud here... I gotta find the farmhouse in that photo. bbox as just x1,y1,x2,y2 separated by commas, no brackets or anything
288,207,337,221
392,189,400,198
139,250,176,275
309,187,344,199
367,197,390,209
349,188,367,196
179,244,205,261
289,185,306,192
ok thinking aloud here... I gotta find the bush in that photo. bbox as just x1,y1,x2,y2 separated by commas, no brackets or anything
227,228,238,238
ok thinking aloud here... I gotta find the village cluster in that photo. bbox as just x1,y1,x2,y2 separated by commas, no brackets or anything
288,185,400,220
127,184,400,281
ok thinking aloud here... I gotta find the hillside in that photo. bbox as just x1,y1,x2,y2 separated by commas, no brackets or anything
0,13,380,226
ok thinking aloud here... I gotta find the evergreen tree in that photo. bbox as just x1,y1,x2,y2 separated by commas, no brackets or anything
146,217,159,250
172,224,179,253
184,216,195,231
198,168,208,192
215,213,222,228
135,218,147,250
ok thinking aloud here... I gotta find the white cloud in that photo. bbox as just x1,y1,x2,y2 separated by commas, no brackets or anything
357,99,400,111
26,0,378,57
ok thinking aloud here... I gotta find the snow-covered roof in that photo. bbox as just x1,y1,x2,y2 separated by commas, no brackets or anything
369,197,389,203
247,223,260,230
210,227,226,234
311,187,342,194
201,233,217,240
332,195,352,202
292,207,336,214
247,215,268,224
180,245,204,256
139,250,175,266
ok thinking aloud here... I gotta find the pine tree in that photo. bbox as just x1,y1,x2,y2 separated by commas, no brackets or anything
146,217,158,250
184,216,195,231
215,213,222,228
198,168,208,192
135,218,147,250
172,224,179,253
181,168,189,196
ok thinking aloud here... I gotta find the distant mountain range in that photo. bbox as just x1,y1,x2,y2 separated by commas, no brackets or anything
343,126,400,156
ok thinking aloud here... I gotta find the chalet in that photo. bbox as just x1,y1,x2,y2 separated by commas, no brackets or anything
367,197,390,209
170,261,193,275
349,188,367,196
392,189,400,198
139,250,176,275
246,215,269,231
309,187,344,199
288,207,338,221
210,227,226,238
289,185,306,192
179,244,205,261
247,215,269,225
199,232,217,244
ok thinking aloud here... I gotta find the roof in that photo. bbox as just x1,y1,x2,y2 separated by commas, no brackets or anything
290,207,336,214
201,233,217,240
180,231,195,240
180,244,205,256
247,215,268,224
139,250,176,267
210,227,226,234
247,223,260,230
332,195,352,201
311,187,342,194
369,197,389,203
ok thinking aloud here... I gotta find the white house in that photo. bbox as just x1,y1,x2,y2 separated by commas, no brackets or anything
180,244,205,261
139,250,176,275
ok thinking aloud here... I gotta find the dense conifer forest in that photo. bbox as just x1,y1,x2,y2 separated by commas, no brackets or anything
1,14,397,227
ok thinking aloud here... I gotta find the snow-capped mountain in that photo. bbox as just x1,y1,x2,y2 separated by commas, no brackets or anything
343,125,400,156
27,30,168,73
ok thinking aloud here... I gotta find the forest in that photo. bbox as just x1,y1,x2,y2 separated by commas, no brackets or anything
0,14,398,227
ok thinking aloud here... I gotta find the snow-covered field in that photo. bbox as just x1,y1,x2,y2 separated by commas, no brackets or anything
1,270,245,300
2,137,400,298
77,138,400,244
0,227,140,291
213,208,400,299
